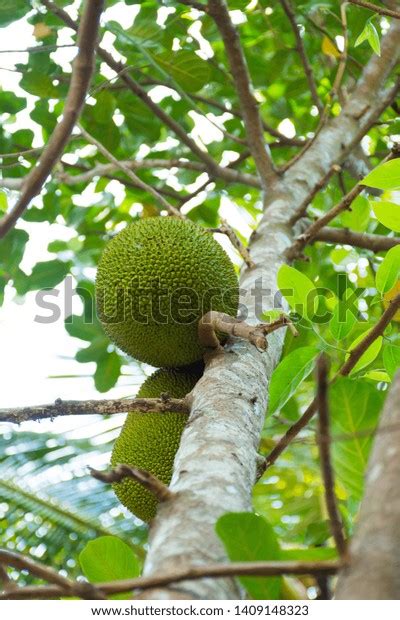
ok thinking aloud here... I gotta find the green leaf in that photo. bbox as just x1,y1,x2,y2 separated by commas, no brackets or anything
376,246,400,294
268,347,318,415
79,536,140,599
329,289,358,340
361,160,400,190
0,91,26,114
152,51,211,92
216,513,281,600
94,351,122,392
355,20,380,56
16,260,70,294
277,264,317,320
75,337,109,363
20,71,60,99
281,547,337,561
0,191,7,214
346,328,383,374
0,0,27,27
363,370,390,382
339,194,370,232
65,315,99,342
330,378,385,499
370,201,400,232
383,341,400,379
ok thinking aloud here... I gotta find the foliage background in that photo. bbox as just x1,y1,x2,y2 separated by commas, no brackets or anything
0,0,399,597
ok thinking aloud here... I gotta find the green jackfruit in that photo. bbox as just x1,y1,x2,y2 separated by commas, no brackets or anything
111,366,202,522
96,217,239,368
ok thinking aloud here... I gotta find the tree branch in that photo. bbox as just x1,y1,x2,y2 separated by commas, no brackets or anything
208,219,256,269
207,0,277,189
279,0,323,113
0,396,189,425
348,0,400,19
336,371,400,599
77,125,183,218
198,312,297,352
264,293,400,470
0,0,104,239
0,558,341,600
41,0,258,189
316,355,348,560
314,227,400,251
140,18,400,600
286,145,400,260
90,464,175,503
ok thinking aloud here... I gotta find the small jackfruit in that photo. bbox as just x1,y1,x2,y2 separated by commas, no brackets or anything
96,217,239,368
111,366,202,522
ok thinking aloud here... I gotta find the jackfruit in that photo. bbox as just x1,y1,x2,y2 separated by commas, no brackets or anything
111,365,202,522
96,217,239,368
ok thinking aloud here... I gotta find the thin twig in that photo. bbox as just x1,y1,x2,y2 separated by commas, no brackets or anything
285,182,363,261
279,106,330,173
289,165,341,224
314,227,400,251
0,559,342,599
78,125,184,218
316,355,348,560
0,396,190,425
209,219,256,269
198,312,298,352
207,0,277,189
0,0,104,239
286,144,400,260
263,293,400,470
331,2,349,98
347,0,400,19
90,464,175,503
279,0,323,113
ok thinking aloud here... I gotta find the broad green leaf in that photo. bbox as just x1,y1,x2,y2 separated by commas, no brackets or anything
65,315,99,342
94,351,122,392
363,370,390,382
16,260,70,294
383,341,400,378
152,51,211,92
376,246,400,294
20,72,60,99
0,0,27,27
79,536,140,599
355,20,380,56
346,329,383,374
281,547,337,561
268,347,318,414
361,160,400,190
0,91,26,114
330,379,385,499
329,289,358,340
277,264,317,320
370,201,400,231
340,194,370,232
0,192,7,214
216,513,281,600
0,228,29,273
76,338,109,363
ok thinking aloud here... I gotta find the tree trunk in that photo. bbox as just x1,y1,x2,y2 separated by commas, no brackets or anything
140,19,400,600
335,371,400,600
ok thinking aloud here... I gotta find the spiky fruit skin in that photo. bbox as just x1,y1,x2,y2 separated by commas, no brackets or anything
111,366,202,522
96,217,239,368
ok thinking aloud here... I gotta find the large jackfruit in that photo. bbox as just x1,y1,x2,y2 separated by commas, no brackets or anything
111,366,202,522
96,217,238,368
